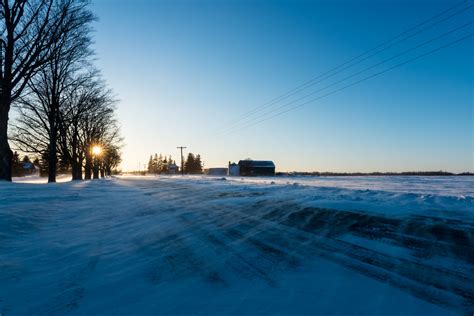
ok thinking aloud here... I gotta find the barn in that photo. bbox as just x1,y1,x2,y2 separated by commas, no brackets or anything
238,160,275,176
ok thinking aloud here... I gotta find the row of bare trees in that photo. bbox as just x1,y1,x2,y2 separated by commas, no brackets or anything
1,0,121,182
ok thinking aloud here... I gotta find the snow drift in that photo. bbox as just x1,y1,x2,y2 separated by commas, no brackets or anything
0,175,472,315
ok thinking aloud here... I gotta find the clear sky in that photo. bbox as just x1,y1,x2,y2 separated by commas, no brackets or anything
90,0,473,173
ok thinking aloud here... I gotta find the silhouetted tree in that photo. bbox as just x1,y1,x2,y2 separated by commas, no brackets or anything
80,87,118,180
12,1,93,182
39,150,49,177
194,154,203,174
184,153,194,174
102,145,121,176
147,155,154,174
184,153,203,174
13,72,120,181
11,151,22,177
0,0,93,181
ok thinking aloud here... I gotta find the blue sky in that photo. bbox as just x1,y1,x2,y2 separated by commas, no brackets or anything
91,0,473,172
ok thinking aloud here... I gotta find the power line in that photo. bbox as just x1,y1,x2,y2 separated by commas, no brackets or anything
219,0,472,133
223,33,473,135
221,21,473,135
221,2,473,133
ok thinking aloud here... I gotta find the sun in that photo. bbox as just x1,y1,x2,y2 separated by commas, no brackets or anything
91,145,102,156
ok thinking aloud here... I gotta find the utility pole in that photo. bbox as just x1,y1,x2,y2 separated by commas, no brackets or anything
176,146,186,176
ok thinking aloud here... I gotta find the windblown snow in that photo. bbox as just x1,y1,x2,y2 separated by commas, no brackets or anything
0,175,473,315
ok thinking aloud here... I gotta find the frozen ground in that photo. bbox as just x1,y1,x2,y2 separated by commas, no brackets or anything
0,175,473,315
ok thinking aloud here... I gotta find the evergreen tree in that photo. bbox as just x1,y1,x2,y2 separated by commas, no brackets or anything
157,154,164,173
194,154,203,174
39,151,49,177
153,154,159,174
12,152,23,177
184,153,195,174
182,153,203,174
57,154,70,174
147,155,154,174
162,156,168,173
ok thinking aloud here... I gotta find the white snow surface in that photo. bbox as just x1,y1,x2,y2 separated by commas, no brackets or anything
0,175,473,315
225,174,474,197
13,174,72,184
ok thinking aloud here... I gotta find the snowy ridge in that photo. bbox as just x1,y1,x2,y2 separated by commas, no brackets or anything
0,176,473,315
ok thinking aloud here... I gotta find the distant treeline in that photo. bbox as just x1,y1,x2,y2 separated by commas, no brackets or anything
276,171,473,176
147,154,176,174
147,153,203,174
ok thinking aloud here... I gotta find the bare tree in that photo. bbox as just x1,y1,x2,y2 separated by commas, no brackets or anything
0,0,91,181
12,70,122,181
58,72,96,180
97,122,121,178
102,144,121,176
60,74,118,180
9,0,93,182
79,92,119,180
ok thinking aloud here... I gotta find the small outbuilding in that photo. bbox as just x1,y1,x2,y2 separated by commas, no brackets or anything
22,162,36,175
228,162,240,176
168,163,178,174
238,160,275,176
207,168,228,176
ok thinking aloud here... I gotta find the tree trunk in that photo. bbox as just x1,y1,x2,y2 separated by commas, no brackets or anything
79,156,84,179
47,134,57,183
85,153,92,180
100,167,105,178
71,146,82,181
69,126,81,180
93,160,99,179
0,94,12,181
71,160,82,180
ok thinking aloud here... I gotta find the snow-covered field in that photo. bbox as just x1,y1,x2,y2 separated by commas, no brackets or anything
0,175,473,315
12,174,72,184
